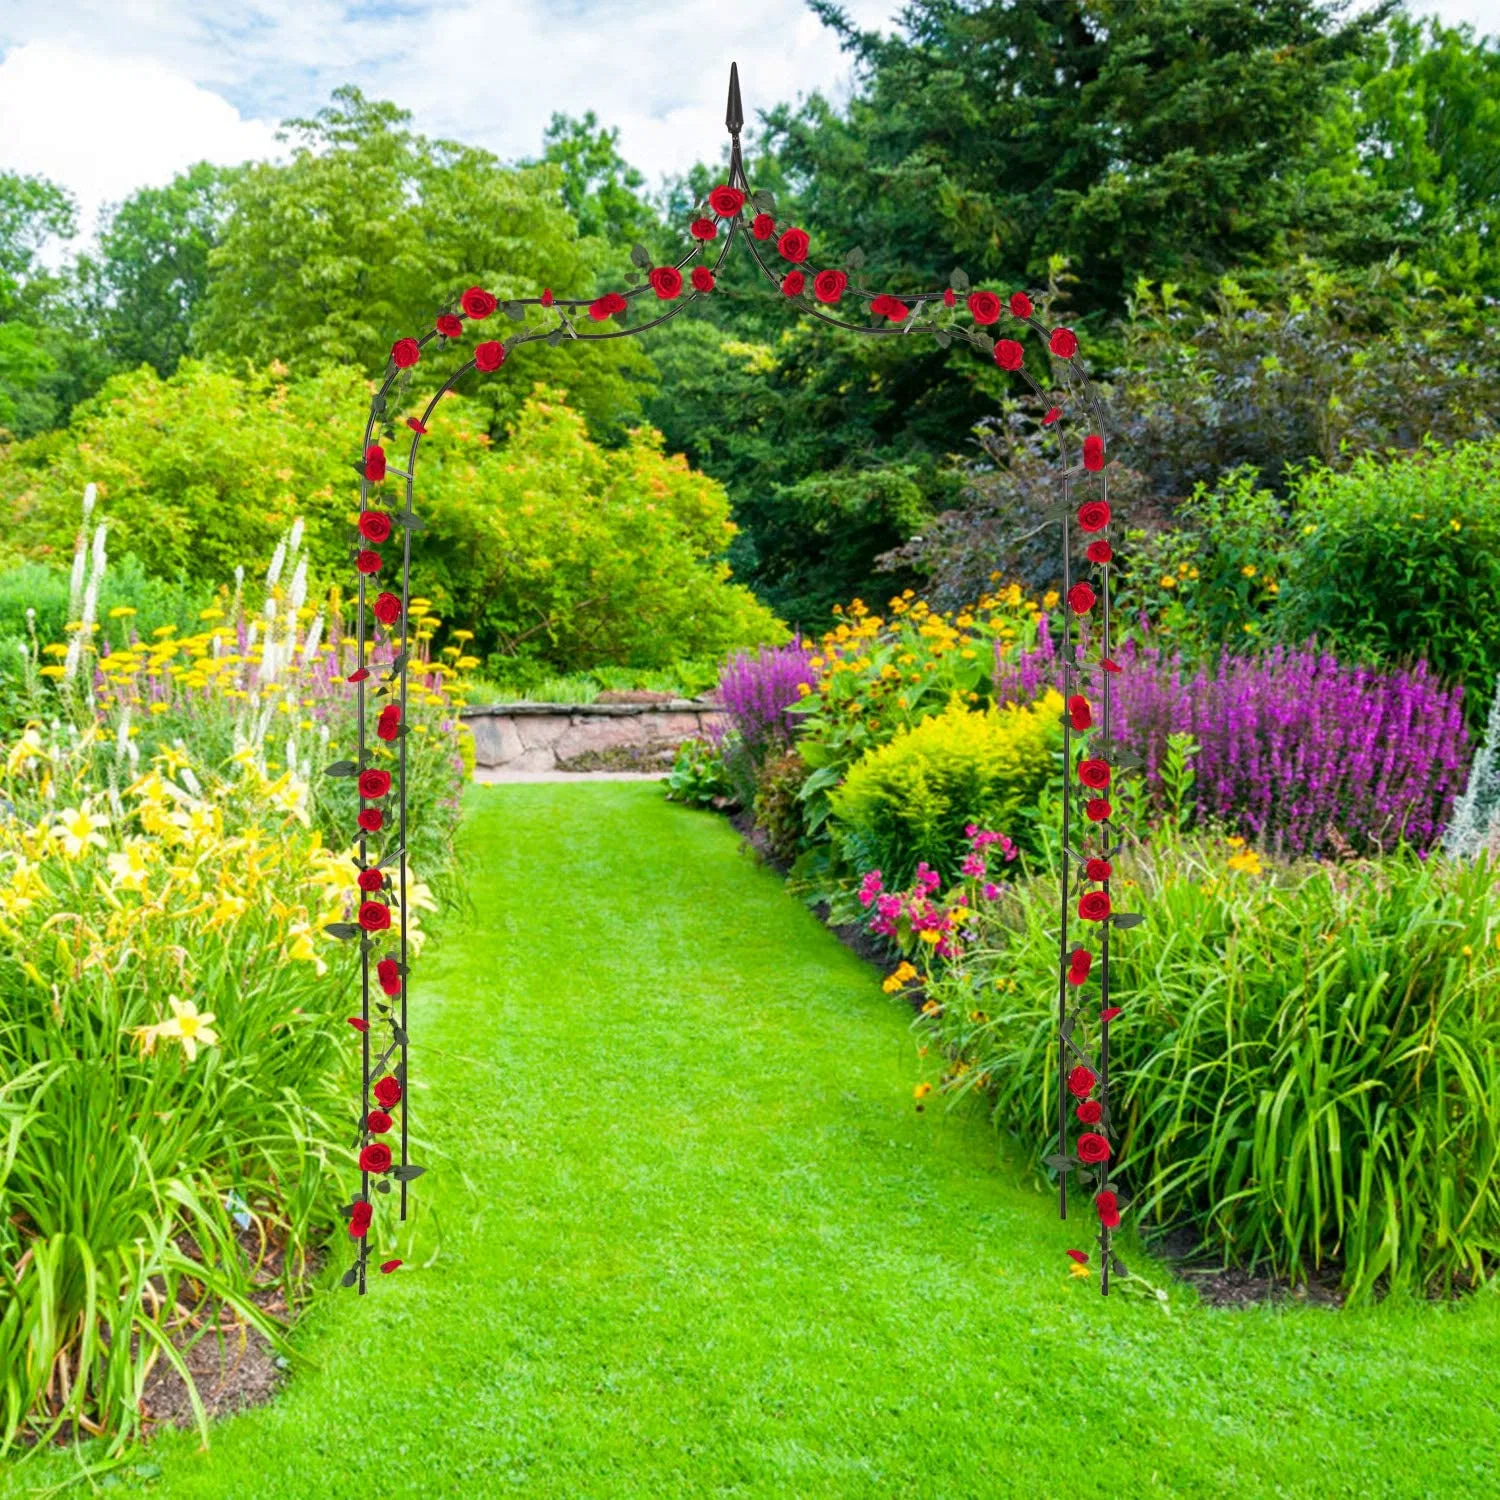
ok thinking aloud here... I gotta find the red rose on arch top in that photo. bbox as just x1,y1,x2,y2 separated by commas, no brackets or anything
358,900,391,933
367,1109,393,1133
967,289,1001,324
648,265,683,300
355,550,381,576
1078,758,1111,790
461,286,496,320
358,808,383,833
689,217,717,241
474,341,505,372
871,294,909,321
751,213,775,240
707,184,745,217
1076,1099,1102,1124
813,269,847,304
1009,290,1033,318
1083,434,1105,471
1050,326,1078,358
373,592,401,626
1067,582,1096,614
994,339,1024,370
376,957,401,996
691,266,715,293
781,271,805,298
776,227,810,263
435,313,463,338
348,1200,373,1238
1096,1189,1121,1228
364,445,387,484
1068,694,1092,730
1085,798,1112,824
1086,539,1114,565
357,867,383,893
390,337,420,369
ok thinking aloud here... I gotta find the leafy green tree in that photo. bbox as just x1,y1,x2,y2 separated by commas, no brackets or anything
534,112,656,247
84,162,240,378
0,360,779,667
194,87,653,440
1349,14,1500,295
0,171,78,435
761,0,1402,312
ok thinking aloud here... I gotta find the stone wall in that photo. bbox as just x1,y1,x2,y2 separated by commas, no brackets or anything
461,699,725,774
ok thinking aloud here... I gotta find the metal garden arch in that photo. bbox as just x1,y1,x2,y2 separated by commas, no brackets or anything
330,64,1134,1295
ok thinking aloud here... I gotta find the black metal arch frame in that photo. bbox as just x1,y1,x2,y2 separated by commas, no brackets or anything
333,63,1133,1295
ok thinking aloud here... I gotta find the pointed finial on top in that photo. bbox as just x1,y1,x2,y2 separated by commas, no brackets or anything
726,61,743,136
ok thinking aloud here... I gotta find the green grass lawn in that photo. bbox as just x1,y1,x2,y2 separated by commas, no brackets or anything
7,783,1497,1497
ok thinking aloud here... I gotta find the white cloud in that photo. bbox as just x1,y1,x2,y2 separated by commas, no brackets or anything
0,2,900,247
0,39,283,237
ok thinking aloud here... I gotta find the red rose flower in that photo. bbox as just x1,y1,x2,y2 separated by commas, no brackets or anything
1079,758,1110,790
1095,1190,1121,1228
781,271,805,297
1086,540,1114,565
358,768,392,799
357,867,384,892
390,337,420,369
708,184,745,217
358,808,384,833
1077,500,1111,533
691,266,715,293
943,287,956,307
1076,1099,1102,1124
359,1141,393,1174
994,339,1024,370
871,293,910,321
1067,948,1093,986
349,1199,373,1238
376,957,401,996
1084,858,1112,882
347,1016,368,1032
356,551,382,576
1068,582,1096,614
1050,326,1078,358
367,1109,393,1133
1080,888,1116,924
1101,1006,1123,1024
435,314,462,338
1066,1249,1089,1265
359,509,393,544
380,1259,402,1274
967,289,1001,324
364,445,387,483
751,213,775,240
587,292,627,321
777,227,810,263
1076,1131,1111,1164
813,269,848,304
648,265,683,300
1079,890,1112,922
461,286,496,320
373,1074,402,1108
1102,658,1122,674
406,417,427,435
1067,1064,1097,1098
1009,291,1033,319
373,592,401,626
689,217,718,241
1083,434,1105,471
1068,694,1092,731
358,900,391,933
474,340,504,372
1085,798,1112,823
1043,406,1061,424
376,706,402,742
541,288,554,306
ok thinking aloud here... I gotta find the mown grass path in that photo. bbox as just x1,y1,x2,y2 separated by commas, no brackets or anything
12,784,1498,1497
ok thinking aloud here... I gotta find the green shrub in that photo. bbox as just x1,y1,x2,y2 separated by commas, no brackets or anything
665,738,734,808
920,835,1500,1302
753,751,812,866
1278,438,1500,726
828,692,1062,889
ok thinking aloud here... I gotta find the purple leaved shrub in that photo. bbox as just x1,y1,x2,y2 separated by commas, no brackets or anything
995,624,1470,855
714,640,817,762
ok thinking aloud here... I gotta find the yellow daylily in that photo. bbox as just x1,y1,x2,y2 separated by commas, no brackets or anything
53,806,110,860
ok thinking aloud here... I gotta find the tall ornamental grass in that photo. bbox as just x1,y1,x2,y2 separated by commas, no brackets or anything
919,836,1500,1302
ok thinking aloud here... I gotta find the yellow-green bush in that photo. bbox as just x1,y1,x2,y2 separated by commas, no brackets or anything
828,690,1062,887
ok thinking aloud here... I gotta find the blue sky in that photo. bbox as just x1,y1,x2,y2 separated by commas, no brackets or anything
0,0,1495,244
